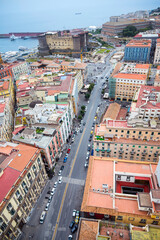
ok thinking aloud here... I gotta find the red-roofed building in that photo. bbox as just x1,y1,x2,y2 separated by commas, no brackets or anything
0,141,48,239
81,156,160,226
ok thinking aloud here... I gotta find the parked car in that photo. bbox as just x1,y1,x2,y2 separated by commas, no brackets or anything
69,220,75,229
71,224,78,233
75,216,79,224
67,148,71,154
76,211,80,217
83,122,86,126
87,144,91,151
48,195,52,203
65,153,69,157
84,162,88,168
58,170,62,176
72,209,76,217
80,129,83,133
68,235,73,240
39,211,46,224
45,203,50,211
63,157,67,163
71,138,75,143
50,188,56,196
60,165,64,171
54,182,58,188
58,176,62,184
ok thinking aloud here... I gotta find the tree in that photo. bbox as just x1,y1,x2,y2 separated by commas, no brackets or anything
81,105,86,111
80,110,85,116
85,93,90,99
78,115,82,120
122,25,138,37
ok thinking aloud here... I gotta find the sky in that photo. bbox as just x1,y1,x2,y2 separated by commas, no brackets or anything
0,0,159,33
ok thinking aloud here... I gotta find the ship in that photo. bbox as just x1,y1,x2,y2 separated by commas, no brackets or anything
75,13,82,15
19,46,28,51
22,36,30,40
10,34,20,41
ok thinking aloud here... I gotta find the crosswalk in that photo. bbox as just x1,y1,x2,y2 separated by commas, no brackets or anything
62,176,85,186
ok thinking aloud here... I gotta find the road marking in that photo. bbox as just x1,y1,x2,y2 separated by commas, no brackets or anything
52,128,85,240
52,87,99,240
62,177,85,186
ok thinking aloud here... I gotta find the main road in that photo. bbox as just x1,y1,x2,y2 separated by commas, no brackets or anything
20,61,111,240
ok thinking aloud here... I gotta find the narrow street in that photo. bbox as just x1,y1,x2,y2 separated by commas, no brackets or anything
20,59,112,240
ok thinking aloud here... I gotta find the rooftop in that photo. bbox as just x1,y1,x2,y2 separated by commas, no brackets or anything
81,157,157,217
126,39,152,48
103,103,121,122
113,73,147,81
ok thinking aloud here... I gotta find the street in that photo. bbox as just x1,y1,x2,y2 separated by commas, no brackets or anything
20,58,112,240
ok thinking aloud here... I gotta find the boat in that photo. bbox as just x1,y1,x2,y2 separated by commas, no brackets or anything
19,46,28,51
23,36,30,40
10,34,19,41
75,12,82,15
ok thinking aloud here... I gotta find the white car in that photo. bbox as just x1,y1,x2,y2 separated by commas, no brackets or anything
45,203,50,211
54,182,57,188
50,188,55,196
72,209,76,217
58,170,62,176
40,211,46,224
58,176,62,184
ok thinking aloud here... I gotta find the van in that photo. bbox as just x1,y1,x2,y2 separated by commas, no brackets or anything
39,211,46,224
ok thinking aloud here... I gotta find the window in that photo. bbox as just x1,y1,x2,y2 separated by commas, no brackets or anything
139,219,146,224
7,203,15,216
37,158,42,169
128,217,135,221
152,221,158,225
139,146,141,148
15,190,23,203
0,217,7,231
22,181,28,194
117,216,123,220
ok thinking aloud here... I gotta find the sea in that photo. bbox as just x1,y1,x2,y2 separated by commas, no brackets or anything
0,38,38,53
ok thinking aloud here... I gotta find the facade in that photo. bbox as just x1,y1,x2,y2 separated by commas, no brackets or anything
0,141,48,239
38,30,89,56
102,20,151,36
81,156,160,226
154,39,160,65
109,73,147,101
0,62,30,80
124,39,151,63
0,77,15,141
154,66,160,87
13,126,63,171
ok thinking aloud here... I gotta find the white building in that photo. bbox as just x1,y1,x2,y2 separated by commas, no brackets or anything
12,62,30,80
154,39,160,65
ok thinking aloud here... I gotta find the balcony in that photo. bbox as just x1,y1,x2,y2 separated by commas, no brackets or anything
130,151,135,155
142,152,147,156
107,149,111,153
95,149,99,152
119,150,124,154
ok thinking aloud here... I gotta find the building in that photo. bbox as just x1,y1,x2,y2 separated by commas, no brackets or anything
154,66,160,86
0,62,30,80
13,126,63,171
129,85,160,122
0,77,15,141
109,73,147,101
0,141,48,239
38,30,89,56
102,20,151,37
154,39,160,65
120,63,150,75
81,156,160,226
124,39,152,63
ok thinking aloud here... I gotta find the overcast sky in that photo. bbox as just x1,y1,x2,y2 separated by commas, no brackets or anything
0,0,159,33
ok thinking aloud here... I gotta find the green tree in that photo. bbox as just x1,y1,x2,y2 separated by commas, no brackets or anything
122,25,138,37
85,93,90,99
78,115,82,120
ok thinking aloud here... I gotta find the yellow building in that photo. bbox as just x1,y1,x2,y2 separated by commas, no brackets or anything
0,142,48,239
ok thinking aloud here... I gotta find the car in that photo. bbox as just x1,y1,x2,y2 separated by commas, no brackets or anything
90,130,93,134
85,106,87,111
87,151,90,156
87,101,89,104
83,122,86,126
86,156,89,161
54,182,57,188
65,153,69,157
71,138,75,143
67,148,71,154
90,134,93,139
80,129,83,133
76,211,80,217
63,157,67,163
71,224,78,233
75,216,79,224
77,128,80,132
87,144,91,151
68,235,73,240
84,162,88,168
60,165,64,171
69,220,75,229
58,170,62,176
48,195,52,203
39,211,46,224
50,188,56,196
72,209,76,217
58,176,62,183
45,203,50,211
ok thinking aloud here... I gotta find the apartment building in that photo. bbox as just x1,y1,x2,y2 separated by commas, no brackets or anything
24,103,73,143
109,73,147,101
129,85,160,122
124,39,152,63
121,63,150,75
0,141,48,239
0,77,15,141
154,66,160,86
154,38,160,65
13,126,63,171
0,62,30,80
81,156,160,226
